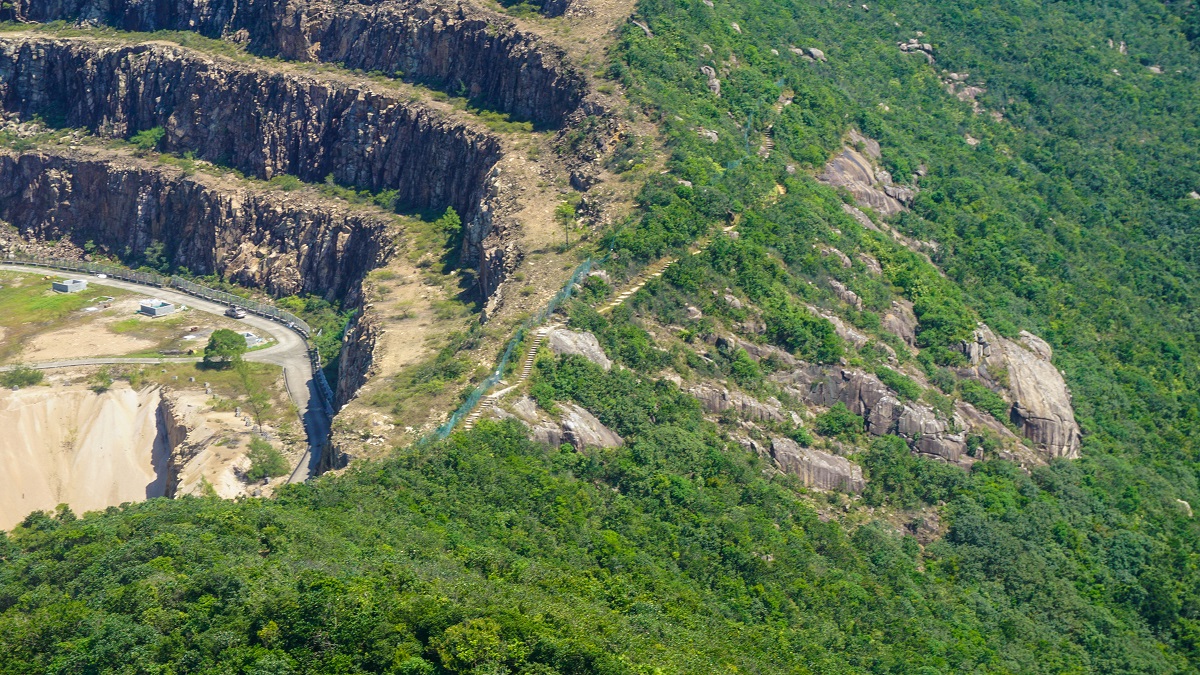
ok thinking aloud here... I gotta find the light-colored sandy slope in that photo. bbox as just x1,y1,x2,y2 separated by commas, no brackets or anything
0,383,167,530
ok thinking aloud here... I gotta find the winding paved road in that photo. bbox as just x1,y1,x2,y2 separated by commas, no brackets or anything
0,263,330,481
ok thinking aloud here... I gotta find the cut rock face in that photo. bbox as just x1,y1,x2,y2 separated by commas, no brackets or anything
0,148,393,303
0,37,502,221
769,437,865,493
13,0,588,127
956,325,1082,459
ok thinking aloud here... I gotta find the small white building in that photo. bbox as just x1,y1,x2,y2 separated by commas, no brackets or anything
139,298,176,317
52,278,88,293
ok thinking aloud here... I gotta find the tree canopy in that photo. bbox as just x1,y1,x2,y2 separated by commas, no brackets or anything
203,328,248,367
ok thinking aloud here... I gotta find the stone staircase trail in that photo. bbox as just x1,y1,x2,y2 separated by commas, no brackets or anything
599,213,744,315
758,124,775,159
463,323,559,430
598,257,677,314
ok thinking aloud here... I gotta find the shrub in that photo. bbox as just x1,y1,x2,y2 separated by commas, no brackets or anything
764,303,843,363
960,380,1010,421
815,402,864,439
89,367,113,393
269,174,305,191
0,366,43,389
876,366,922,401
245,437,289,482
128,126,165,153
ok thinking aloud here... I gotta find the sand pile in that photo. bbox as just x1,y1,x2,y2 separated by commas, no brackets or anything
0,383,168,529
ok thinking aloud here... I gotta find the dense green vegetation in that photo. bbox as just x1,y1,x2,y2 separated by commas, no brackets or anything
3,0,1200,672
4,385,1200,672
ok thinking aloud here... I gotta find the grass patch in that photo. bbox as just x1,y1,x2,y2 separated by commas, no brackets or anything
0,272,132,360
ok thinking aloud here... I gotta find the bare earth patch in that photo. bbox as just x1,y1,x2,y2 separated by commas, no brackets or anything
170,388,289,500
21,315,158,362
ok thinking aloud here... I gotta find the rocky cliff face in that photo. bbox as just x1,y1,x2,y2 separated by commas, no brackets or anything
956,324,1082,459
687,382,789,424
157,391,200,498
771,365,969,463
11,0,588,127
0,37,502,222
0,148,395,303
768,437,865,493
335,308,382,406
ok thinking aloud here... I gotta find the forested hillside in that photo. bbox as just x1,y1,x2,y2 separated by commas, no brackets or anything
3,0,1200,673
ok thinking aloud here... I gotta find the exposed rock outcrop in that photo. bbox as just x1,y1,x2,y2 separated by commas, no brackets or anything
956,324,1081,459
687,383,787,423
10,0,588,127
881,299,918,347
769,437,865,492
771,365,967,462
547,328,612,370
0,148,395,304
335,309,382,407
0,36,502,223
505,396,622,449
712,333,800,368
508,396,565,446
819,130,917,217
806,305,870,349
560,403,624,449
158,391,205,498
699,65,721,97
828,279,862,310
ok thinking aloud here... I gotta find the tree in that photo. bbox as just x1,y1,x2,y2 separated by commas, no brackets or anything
554,200,577,246
128,126,165,154
204,329,247,368
140,240,169,273
235,359,272,428
245,437,289,482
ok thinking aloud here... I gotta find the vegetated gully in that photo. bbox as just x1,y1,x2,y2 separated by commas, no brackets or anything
0,3,592,471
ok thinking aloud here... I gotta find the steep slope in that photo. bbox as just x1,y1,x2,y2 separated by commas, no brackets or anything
0,35,501,220
3,0,1200,672
0,147,397,303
